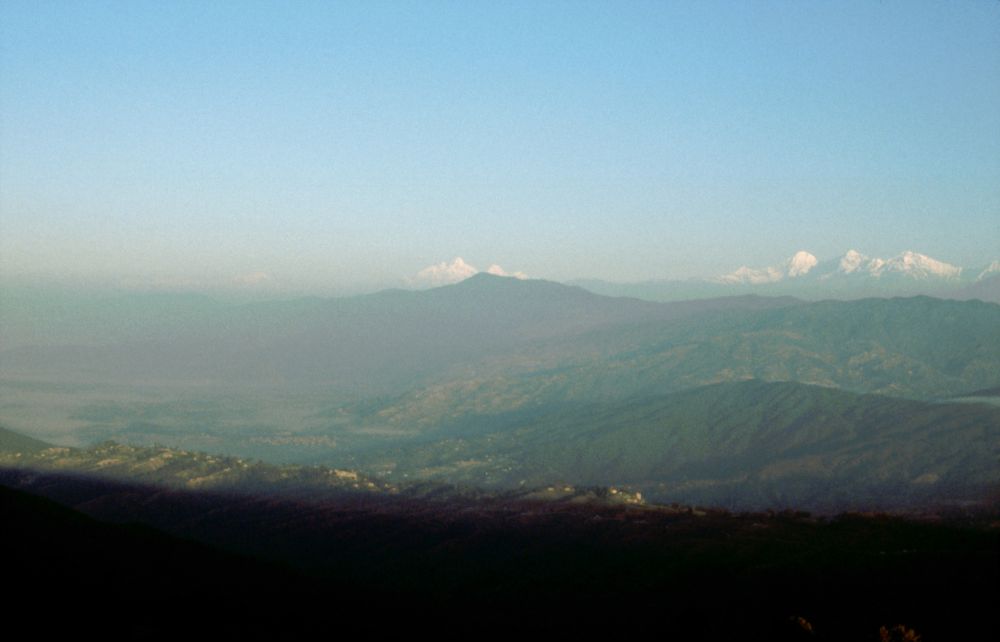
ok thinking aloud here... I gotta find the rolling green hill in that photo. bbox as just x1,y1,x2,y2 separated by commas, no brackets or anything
4,279,996,402
0,432,390,499
353,380,1000,512
0,275,798,393
3,278,998,508
329,295,1000,438
0,425,52,454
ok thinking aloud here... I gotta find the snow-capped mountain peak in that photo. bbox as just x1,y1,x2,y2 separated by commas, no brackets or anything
719,249,964,285
876,251,962,279
828,250,961,279
717,265,785,285
717,250,816,284
786,251,818,277
977,260,1000,281
411,257,529,287
838,249,868,274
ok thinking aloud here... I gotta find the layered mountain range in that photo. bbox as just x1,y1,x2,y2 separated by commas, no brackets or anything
718,250,976,284
2,273,998,512
573,250,1000,302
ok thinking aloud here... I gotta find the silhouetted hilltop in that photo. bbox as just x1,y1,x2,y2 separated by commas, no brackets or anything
3,469,997,640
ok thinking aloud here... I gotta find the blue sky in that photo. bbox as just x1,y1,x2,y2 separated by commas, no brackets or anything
1,0,998,291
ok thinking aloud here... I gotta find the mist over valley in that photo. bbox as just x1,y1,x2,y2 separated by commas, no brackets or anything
3,1,1000,638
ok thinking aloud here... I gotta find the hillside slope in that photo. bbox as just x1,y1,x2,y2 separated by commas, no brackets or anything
354,380,1000,512
0,275,797,393
327,296,1000,441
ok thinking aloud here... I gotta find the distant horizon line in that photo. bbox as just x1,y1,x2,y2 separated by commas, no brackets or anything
1,246,998,297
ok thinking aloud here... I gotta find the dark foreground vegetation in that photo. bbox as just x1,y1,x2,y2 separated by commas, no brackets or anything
3,469,997,640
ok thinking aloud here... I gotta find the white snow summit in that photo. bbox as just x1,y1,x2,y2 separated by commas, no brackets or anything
718,250,819,284
719,250,963,285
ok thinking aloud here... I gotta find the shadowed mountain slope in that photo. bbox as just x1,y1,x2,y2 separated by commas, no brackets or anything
328,296,1000,438
3,468,998,641
0,425,51,454
354,380,1000,512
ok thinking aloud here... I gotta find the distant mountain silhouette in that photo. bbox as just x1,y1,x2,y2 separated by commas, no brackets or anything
0,274,799,392
572,250,1000,302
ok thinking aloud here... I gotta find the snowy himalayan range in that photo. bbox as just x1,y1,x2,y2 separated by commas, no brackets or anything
412,250,999,303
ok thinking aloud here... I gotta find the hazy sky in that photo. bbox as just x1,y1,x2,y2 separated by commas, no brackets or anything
2,0,998,291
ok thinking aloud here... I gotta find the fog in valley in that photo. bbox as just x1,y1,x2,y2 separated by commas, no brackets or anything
2,2,999,639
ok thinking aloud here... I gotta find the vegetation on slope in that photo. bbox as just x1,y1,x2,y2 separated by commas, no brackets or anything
352,381,1000,512
326,295,1000,443
3,470,997,641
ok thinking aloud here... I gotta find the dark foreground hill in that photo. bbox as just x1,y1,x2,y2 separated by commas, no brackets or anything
0,483,333,638
3,469,997,641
